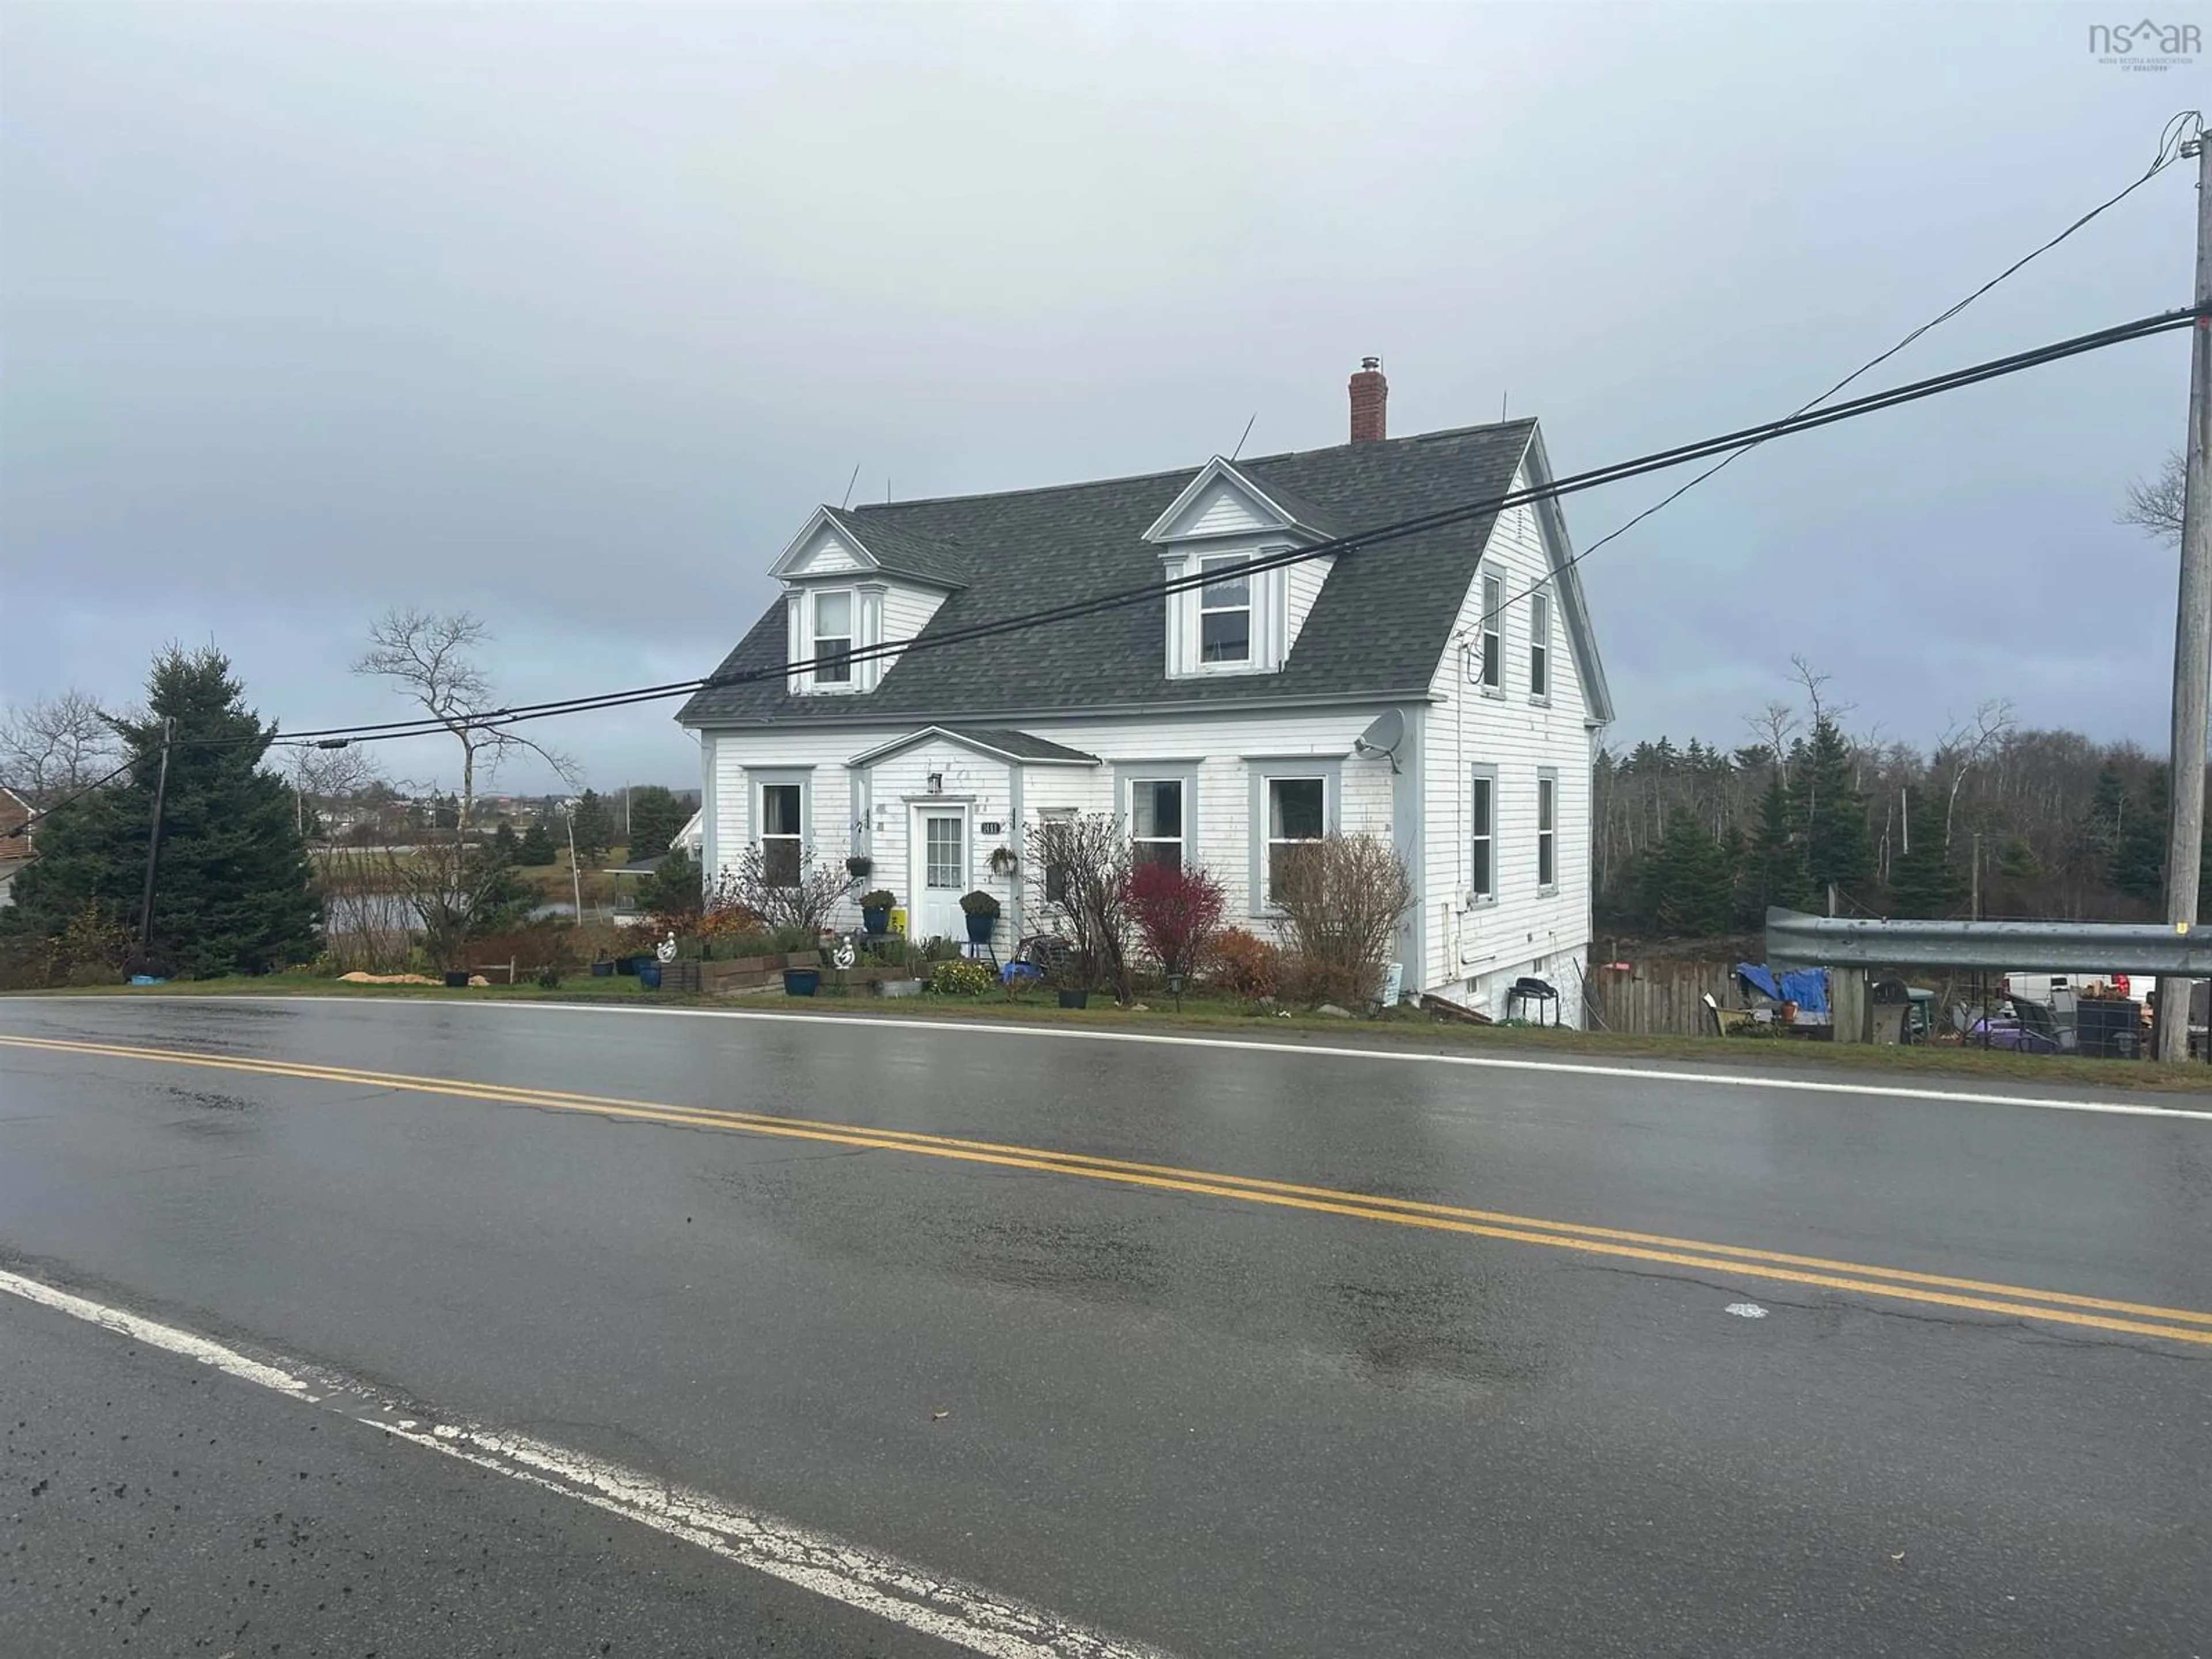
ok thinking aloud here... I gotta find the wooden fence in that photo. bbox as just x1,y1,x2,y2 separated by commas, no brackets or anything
1582,960,1736,1036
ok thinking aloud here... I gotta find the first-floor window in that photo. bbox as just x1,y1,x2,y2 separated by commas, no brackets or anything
760,783,802,886
1131,779,1184,870
1470,768,1495,902
1536,771,1557,891
1266,776,1325,902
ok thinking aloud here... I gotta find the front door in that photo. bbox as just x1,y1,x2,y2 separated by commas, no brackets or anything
911,807,968,942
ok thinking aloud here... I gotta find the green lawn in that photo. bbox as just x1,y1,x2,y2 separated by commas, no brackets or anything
13,975,2212,1096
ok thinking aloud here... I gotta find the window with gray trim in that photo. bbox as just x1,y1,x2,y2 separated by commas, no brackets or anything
1537,770,1558,891
1479,570,1503,690
1266,776,1326,902
1528,592,1551,700
760,782,803,886
1130,778,1185,870
1469,766,1497,902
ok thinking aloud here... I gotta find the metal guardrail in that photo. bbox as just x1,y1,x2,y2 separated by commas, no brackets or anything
1766,908,2212,975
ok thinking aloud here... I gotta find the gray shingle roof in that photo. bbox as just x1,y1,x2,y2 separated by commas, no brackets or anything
819,506,972,589
680,418,1608,727
940,728,1100,763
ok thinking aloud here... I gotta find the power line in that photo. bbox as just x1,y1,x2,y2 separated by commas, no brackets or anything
266,304,2199,750
1513,107,2206,616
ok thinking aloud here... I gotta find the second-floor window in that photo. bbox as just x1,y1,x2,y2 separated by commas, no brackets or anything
1529,592,1551,700
1199,557,1251,665
812,590,853,685
1131,780,1184,870
1479,570,1503,691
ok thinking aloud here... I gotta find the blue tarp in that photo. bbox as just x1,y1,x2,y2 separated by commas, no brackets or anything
1736,962,1830,1015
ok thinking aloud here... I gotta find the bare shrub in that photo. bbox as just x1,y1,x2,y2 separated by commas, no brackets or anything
725,844,850,935
1024,813,1132,998
1269,833,1414,1007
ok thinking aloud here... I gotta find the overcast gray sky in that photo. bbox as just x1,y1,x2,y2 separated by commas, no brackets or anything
1,3,2198,794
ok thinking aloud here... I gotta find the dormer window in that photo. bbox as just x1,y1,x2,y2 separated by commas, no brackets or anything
1199,557,1251,665
812,590,854,685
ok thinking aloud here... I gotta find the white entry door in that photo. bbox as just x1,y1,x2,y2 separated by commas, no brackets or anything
911,806,968,941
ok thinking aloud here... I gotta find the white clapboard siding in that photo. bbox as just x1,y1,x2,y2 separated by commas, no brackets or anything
1284,554,1335,656
1417,464,1594,1018
875,584,949,675
707,707,1403,930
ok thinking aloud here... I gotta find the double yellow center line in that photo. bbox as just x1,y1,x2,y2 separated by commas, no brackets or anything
8,1031,2211,1349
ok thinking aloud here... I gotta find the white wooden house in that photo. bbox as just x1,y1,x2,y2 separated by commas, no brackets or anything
678,363,1613,1020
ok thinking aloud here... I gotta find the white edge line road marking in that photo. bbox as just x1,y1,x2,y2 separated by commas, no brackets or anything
36,992,2212,1124
0,1266,1175,1659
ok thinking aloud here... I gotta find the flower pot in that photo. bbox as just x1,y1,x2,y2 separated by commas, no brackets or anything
965,912,996,945
590,960,615,978
877,978,924,998
1057,988,1089,1010
783,968,820,997
443,971,470,989
862,908,891,935
638,963,662,991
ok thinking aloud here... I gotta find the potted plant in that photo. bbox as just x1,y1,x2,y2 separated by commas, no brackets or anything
959,889,1000,945
783,964,821,997
859,889,897,935
846,855,873,881
1050,959,1089,1010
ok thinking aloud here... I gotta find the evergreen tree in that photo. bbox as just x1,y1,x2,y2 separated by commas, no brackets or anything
639,847,703,916
1718,825,1751,927
516,820,557,866
2080,763,2130,881
491,820,520,862
2111,766,2169,902
623,785,688,858
1888,789,1964,918
1995,836,2042,882
1789,717,1872,900
3,646,318,978
568,789,612,864
1748,774,1809,915
1649,813,1734,936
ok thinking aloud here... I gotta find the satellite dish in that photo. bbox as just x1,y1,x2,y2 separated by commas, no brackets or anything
1353,709,1406,771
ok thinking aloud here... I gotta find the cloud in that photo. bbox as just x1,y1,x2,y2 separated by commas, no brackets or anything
1,3,2194,786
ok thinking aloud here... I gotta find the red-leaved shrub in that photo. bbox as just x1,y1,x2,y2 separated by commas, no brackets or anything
1125,861,1227,983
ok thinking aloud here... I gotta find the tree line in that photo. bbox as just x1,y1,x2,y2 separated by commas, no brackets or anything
1598,662,2206,938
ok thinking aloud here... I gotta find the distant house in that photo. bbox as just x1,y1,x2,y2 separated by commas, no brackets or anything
0,785,33,908
677,363,1613,1020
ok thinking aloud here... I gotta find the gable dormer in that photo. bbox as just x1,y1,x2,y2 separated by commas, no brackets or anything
768,507,962,695
1143,457,1339,679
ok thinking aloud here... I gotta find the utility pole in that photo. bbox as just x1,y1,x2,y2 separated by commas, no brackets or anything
2157,130,2212,1062
137,718,175,950
566,801,584,920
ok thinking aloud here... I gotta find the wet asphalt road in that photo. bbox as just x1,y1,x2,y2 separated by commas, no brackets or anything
2,994,2209,1657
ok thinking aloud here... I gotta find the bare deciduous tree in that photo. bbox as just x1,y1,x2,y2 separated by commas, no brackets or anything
2119,452,2186,547
1743,701,1799,783
1934,698,2016,854
353,608,575,833
0,690,120,801
286,744,384,842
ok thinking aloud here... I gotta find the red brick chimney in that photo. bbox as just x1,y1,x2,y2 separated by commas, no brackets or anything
1349,357,1387,443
